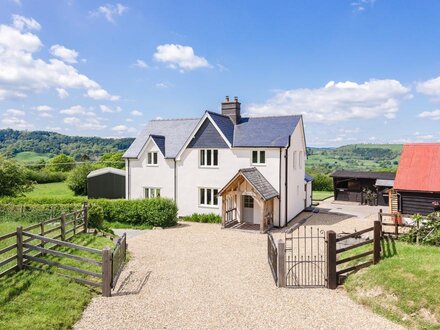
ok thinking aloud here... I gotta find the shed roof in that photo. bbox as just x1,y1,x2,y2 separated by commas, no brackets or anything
331,170,396,180
375,179,394,187
394,143,440,192
87,167,125,179
305,173,314,182
219,167,279,201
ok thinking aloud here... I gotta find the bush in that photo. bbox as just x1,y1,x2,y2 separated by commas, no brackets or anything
98,152,124,169
26,169,67,183
401,213,440,246
48,154,75,172
312,174,333,191
0,203,80,223
67,163,96,196
0,196,86,205
0,156,33,197
88,204,104,229
182,213,222,223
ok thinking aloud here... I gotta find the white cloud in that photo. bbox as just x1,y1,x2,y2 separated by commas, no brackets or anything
56,88,69,99
126,118,133,122
100,105,122,113
50,44,79,64
64,116,106,130
155,81,171,88
0,16,118,101
5,108,25,116
12,15,41,31
38,112,52,118
134,59,148,69
417,76,440,99
112,125,127,132
60,105,94,116
351,0,376,12
32,105,52,112
153,44,211,71
417,134,434,140
130,110,142,116
91,3,128,23
248,79,410,123
418,109,440,120
1,116,33,129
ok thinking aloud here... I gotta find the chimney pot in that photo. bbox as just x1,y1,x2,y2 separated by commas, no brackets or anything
225,96,229,102
234,96,238,102
221,95,241,124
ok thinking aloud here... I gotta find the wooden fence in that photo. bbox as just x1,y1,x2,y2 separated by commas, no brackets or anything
378,209,416,237
0,202,126,297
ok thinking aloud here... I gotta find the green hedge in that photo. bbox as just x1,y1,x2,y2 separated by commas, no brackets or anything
0,197,178,228
182,213,222,223
25,169,67,183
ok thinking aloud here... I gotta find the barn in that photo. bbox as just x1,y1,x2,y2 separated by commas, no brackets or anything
331,170,395,206
392,143,440,215
87,167,126,199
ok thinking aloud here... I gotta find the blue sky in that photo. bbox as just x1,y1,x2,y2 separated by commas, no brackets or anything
1,0,440,146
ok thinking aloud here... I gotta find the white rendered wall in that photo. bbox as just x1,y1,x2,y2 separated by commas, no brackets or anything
306,181,312,207
128,140,175,200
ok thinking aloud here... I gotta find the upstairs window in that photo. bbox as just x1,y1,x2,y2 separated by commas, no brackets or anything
147,152,158,166
292,151,297,169
145,187,161,199
252,151,266,165
299,151,303,169
199,188,219,207
200,149,218,167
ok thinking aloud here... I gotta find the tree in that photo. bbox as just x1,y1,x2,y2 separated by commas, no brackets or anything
98,152,124,169
67,163,95,195
0,156,33,197
48,154,75,172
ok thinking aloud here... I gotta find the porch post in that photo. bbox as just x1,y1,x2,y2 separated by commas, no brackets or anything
221,197,226,228
260,199,265,233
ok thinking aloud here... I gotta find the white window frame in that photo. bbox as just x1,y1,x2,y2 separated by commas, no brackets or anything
147,152,158,166
199,187,219,207
144,187,161,199
251,150,266,165
199,149,219,168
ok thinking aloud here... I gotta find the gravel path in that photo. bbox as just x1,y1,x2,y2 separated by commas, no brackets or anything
75,222,401,330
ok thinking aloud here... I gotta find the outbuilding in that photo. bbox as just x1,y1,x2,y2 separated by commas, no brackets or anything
331,170,395,206
87,167,126,199
392,143,440,215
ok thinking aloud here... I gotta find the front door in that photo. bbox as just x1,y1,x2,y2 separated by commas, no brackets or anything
243,195,254,223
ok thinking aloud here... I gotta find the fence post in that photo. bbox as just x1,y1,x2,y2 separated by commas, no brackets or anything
17,226,23,270
83,201,88,233
326,230,337,289
60,213,66,241
276,239,286,287
102,246,112,297
373,220,382,264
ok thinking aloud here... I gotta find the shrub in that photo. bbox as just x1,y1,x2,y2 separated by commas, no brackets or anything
48,154,75,172
88,204,104,229
0,203,80,223
26,169,67,183
0,156,33,197
67,163,96,196
401,213,440,246
0,196,85,205
98,152,124,169
312,174,333,191
182,213,222,223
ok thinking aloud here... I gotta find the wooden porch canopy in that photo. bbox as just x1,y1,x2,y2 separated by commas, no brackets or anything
218,167,279,233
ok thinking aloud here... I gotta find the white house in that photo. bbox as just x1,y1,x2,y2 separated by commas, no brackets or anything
123,96,311,232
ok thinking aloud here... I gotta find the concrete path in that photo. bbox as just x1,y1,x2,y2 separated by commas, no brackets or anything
75,222,401,330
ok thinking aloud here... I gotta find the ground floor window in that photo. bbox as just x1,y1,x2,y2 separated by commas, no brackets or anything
243,195,254,208
144,187,161,199
199,188,219,206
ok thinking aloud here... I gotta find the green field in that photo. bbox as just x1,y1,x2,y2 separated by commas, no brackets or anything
344,241,440,329
14,151,51,162
312,191,333,201
26,182,74,198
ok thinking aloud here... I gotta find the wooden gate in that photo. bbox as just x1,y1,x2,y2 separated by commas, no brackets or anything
285,226,326,288
267,232,277,284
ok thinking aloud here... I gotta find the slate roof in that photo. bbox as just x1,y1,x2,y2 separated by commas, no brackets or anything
151,135,166,156
394,143,440,192
331,170,396,180
305,173,314,182
124,111,302,159
123,118,199,158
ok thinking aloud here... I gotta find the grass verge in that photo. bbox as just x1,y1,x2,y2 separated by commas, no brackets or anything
312,191,333,201
343,239,440,329
25,182,74,198
104,221,153,230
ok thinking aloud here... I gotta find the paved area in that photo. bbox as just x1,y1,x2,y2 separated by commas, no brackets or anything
75,222,400,330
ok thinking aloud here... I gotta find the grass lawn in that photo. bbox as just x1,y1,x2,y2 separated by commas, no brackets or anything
104,220,153,230
0,222,114,330
26,182,74,198
312,190,333,201
14,151,51,162
344,240,440,329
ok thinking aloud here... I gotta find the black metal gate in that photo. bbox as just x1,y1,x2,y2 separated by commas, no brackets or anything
285,226,326,287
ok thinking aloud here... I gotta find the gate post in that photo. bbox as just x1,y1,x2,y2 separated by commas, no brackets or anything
16,226,23,270
277,239,286,287
326,230,337,289
60,213,66,241
102,246,112,297
373,220,382,264
83,201,88,233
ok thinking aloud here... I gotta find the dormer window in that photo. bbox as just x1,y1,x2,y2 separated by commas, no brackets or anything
200,149,218,167
252,150,266,165
147,152,158,166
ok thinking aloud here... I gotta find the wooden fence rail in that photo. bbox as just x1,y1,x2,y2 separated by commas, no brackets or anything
0,202,127,297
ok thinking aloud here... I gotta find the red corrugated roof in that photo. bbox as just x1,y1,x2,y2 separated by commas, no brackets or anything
394,143,440,192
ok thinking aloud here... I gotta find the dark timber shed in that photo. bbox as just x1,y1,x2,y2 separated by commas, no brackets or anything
331,170,395,206
87,167,125,199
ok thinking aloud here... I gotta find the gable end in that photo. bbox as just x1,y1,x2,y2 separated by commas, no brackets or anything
188,118,229,148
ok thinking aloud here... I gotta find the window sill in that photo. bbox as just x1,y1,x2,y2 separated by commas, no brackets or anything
146,164,159,167
199,166,219,169
251,163,266,166
199,204,219,209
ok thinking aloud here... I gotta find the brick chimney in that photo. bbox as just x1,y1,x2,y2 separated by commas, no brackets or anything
221,96,241,124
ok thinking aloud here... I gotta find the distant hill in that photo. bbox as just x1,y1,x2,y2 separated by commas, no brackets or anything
307,144,403,174
0,129,134,161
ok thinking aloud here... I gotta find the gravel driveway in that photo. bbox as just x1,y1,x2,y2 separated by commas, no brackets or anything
75,222,400,329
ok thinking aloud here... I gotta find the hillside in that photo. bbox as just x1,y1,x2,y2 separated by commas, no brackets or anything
0,129,134,161
306,144,403,174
